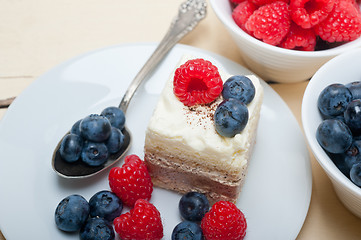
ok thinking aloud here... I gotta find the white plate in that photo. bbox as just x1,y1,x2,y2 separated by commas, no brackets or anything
0,43,311,239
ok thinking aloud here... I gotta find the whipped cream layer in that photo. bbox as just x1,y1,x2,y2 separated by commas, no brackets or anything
146,57,264,175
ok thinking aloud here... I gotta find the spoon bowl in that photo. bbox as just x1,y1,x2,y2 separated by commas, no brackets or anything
52,127,131,178
51,0,207,179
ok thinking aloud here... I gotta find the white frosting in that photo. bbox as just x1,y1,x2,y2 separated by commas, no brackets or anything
146,56,263,172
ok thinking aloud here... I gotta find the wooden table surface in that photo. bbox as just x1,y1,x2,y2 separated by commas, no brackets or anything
1,0,361,239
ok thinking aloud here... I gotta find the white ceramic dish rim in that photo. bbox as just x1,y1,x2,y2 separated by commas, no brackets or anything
210,0,361,58
302,48,361,198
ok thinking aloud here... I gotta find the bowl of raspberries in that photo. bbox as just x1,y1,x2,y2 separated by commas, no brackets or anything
210,0,361,83
302,48,361,218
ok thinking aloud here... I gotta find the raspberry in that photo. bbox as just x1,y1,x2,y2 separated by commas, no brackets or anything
108,154,153,207
353,0,361,13
113,199,163,240
290,0,335,29
245,1,291,45
314,0,361,42
232,1,258,31
251,0,289,6
173,59,223,106
201,201,247,240
231,0,246,3
279,22,317,50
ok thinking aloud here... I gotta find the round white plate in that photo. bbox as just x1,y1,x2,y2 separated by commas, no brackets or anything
0,43,311,239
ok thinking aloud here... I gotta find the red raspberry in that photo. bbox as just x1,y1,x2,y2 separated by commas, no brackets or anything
314,0,361,42
231,0,247,3
173,59,223,106
245,1,291,45
352,0,361,13
201,201,247,240
232,1,258,31
113,199,163,240
290,0,335,29
108,154,153,207
279,22,317,50
251,0,289,6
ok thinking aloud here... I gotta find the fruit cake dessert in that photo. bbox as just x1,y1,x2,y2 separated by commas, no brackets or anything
144,57,264,203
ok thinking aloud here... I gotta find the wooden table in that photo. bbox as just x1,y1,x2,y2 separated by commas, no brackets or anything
1,0,361,239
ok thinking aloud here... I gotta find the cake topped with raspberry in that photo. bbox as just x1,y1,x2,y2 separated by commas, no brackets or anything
144,56,264,203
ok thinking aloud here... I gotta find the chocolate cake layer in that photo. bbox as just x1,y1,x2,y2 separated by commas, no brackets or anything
144,150,247,203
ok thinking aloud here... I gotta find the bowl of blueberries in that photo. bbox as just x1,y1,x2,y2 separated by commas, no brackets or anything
302,48,361,218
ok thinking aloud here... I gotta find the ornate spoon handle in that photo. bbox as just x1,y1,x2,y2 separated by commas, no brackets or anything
118,0,207,112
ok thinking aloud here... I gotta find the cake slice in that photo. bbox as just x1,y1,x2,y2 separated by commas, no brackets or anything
144,56,264,203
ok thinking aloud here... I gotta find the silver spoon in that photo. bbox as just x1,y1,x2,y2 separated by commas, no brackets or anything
52,0,207,179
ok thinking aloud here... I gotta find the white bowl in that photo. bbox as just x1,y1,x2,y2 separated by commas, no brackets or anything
210,0,361,83
302,48,361,218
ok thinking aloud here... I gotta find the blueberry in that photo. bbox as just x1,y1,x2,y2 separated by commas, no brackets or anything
59,133,83,163
316,119,353,154
350,162,361,187
80,114,112,142
80,217,114,240
318,83,352,118
344,99,361,135
89,190,123,221
179,192,209,222
355,135,361,141
70,119,82,136
331,114,346,122
346,81,361,100
214,99,249,138
81,141,108,166
329,152,351,177
171,221,203,240
106,127,125,154
344,140,361,170
55,194,90,232
101,106,126,130
222,75,255,104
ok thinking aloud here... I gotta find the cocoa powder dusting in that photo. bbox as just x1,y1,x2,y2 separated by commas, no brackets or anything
183,97,222,129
